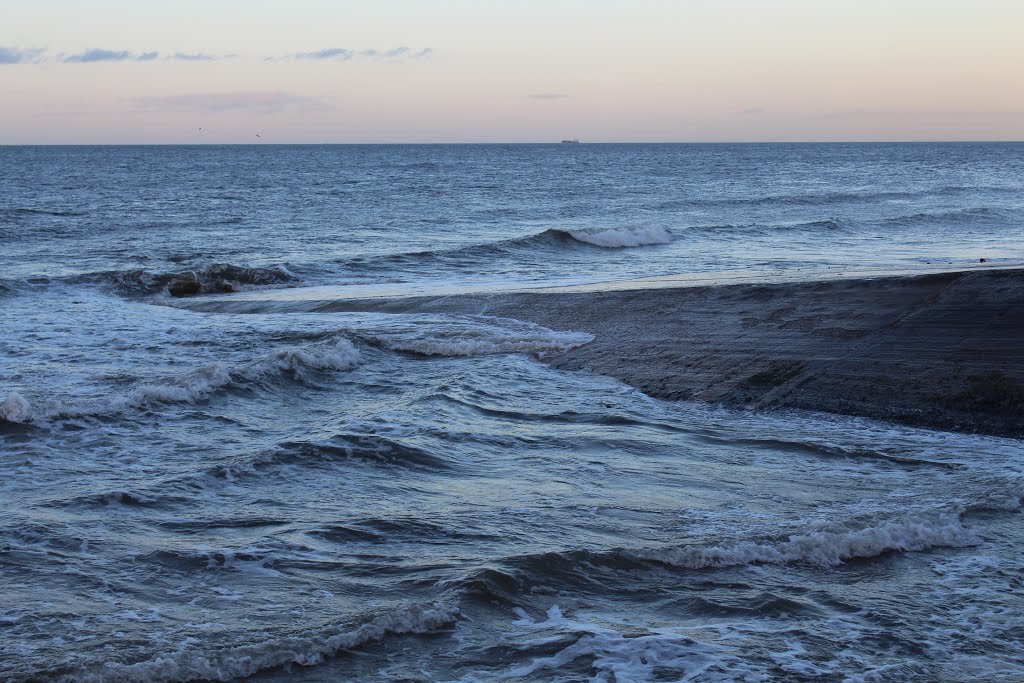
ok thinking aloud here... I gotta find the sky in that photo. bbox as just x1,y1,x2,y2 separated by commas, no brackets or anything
1,0,1023,143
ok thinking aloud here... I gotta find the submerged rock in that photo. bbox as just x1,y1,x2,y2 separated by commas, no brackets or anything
167,278,201,297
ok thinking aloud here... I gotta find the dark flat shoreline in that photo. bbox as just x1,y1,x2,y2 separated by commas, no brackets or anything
185,268,1024,438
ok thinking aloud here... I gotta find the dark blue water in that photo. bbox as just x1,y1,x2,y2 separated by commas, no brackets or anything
3,143,1023,288
2,144,1023,681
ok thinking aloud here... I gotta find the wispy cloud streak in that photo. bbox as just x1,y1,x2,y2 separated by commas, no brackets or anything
61,49,160,63
276,47,432,62
129,91,335,114
528,93,569,100
294,47,354,60
170,52,230,62
0,46,46,64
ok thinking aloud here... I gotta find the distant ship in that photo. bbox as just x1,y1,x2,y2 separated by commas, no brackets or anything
560,138,580,144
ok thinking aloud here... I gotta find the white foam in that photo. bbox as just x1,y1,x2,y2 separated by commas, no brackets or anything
1,392,32,423
498,603,999,682
250,341,361,377
120,363,234,409
504,606,740,681
567,226,674,248
634,514,979,569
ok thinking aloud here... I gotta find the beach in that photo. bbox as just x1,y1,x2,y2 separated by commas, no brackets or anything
184,267,1024,438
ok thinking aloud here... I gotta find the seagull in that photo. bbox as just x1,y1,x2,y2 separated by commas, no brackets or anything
256,133,261,138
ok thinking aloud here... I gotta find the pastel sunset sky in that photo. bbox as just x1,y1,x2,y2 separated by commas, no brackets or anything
2,0,1022,143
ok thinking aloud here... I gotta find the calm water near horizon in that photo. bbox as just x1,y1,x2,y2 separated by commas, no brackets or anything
2,143,1023,681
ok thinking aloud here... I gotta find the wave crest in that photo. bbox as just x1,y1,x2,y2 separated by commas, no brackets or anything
557,226,674,248
270,433,452,470
634,514,978,569
334,226,673,276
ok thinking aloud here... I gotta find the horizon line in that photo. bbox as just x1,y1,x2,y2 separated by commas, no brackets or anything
2,139,1024,147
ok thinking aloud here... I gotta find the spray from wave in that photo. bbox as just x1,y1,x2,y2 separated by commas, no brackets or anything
1,392,32,423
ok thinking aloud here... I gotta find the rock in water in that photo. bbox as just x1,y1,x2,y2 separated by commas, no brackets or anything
167,278,201,297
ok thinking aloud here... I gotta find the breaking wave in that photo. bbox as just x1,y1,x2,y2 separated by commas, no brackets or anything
556,226,674,248
83,263,299,297
1,393,32,424
1,340,360,426
0,264,298,300
451,513,982,596
632,514,978,569
335,226,674,274
56,602,458,683
446,513,983,610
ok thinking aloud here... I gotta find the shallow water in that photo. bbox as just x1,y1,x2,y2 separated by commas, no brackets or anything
2,144,1023,681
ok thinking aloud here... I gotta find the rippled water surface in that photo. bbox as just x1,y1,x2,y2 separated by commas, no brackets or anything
2,144,1023,681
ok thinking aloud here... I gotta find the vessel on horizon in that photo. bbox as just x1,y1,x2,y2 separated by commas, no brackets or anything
560,138,580,144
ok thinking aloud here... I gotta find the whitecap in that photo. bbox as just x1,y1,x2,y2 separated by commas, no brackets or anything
565,226,674,248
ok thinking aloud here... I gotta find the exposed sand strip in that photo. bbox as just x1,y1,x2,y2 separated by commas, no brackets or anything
180,268,1024,437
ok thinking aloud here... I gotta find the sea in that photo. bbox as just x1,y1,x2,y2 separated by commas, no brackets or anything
1,143,1023,682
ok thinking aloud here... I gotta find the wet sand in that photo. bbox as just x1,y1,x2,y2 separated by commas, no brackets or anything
184,268,1024,437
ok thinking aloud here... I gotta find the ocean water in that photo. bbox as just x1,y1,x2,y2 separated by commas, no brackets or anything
2,143,1023,682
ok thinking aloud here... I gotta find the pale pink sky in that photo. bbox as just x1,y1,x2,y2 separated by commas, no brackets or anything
2,0,1022,143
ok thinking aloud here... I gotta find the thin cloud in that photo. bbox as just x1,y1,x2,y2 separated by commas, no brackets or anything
741,107,766,115
0,47,46,64
811,108,1024,120
295,48,354,60
278,47,432,62
61,49,160,63
528,93,569,100
171,52,228,61
129,91,335,114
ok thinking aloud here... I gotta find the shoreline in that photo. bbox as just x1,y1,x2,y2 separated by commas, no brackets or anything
182,268,1024,438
